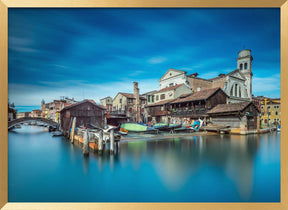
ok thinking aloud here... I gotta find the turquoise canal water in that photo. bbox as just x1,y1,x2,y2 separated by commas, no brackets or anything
8,125,280,202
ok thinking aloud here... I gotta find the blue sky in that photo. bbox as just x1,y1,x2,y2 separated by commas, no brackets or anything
8,8,280,112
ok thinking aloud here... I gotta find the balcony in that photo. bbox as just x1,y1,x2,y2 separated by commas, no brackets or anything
171,109,207,117
154,110,167,116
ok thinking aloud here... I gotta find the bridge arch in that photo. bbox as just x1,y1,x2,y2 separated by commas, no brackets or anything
8,117,59,130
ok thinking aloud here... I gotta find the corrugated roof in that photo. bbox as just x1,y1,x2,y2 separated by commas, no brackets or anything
207,102,251,114
171,88,222,104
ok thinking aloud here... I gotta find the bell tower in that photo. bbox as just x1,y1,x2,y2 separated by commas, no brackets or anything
236,49,253,100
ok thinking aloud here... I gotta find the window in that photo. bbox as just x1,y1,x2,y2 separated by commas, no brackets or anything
152,96,154,103
261,106,264,109
275,111,278,115
148,95,150,102
169,83,174,87
239,87,241,98
240,64,243,70
267,106,270,109
244,63,248,69
160,94,165,100
119,98,122,103
156,95,159,101
197,87,201,92
235,84,238,97
230,86,233,96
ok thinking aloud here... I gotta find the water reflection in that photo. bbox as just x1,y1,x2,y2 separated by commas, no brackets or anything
117,134,262,200
8,125,280,202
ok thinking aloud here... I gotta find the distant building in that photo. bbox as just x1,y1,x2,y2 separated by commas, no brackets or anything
100,96,113,112
41,97,77,122
259,97,281,126
8,107,17,121
31,110,42,117
142,90,157,105
153,83,192,104
158,49,253,103
112,82,146,122
60,100,106,136
16,112,30,119
252,95,261,109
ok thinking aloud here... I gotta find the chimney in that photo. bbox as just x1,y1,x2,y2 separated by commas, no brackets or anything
133,82,141,122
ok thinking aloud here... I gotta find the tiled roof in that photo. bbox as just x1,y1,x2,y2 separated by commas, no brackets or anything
88,99,96,104
208,69,238,81
171,88,222,104
119,92,134,98
63,103,73,108
267,101,280,105
156,84,185,93
99,105,107,109
207,102,251,114
119,92,146,100
60,99,106,112
100,96,112,100
179,93,193,98
147,99,176,107
187,73,198,77
142,90,157,96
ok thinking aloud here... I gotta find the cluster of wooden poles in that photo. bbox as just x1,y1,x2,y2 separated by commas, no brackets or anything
66,117,118,156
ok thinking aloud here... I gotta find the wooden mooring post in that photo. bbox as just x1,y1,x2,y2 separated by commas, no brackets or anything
70,117,76,144
83,129,89,156
110,129,115,154
98,130,104,155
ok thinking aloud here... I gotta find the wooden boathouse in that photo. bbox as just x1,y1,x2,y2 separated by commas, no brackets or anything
146,87,228,123
170,87,228,120
207,101,260,134
60,99,106,136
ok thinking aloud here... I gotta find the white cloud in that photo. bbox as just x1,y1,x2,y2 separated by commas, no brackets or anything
252,74,280,96
8,79,159,107
147,56,167,64
190,57,229,69
9,37,38,53
128,70,144,77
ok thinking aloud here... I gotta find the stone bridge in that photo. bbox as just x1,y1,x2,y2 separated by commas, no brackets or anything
8,117,59,130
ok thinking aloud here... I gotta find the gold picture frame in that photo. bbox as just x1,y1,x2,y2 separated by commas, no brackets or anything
0,0,287,209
